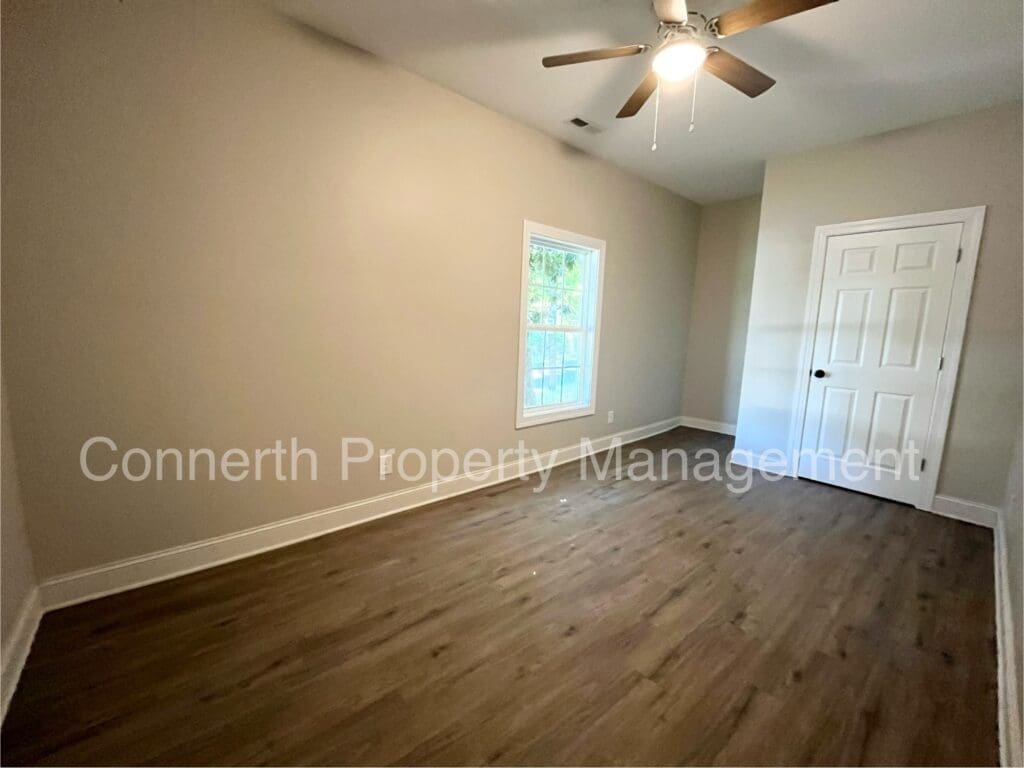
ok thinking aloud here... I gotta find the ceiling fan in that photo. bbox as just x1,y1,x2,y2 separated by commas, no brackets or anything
542,0,838,118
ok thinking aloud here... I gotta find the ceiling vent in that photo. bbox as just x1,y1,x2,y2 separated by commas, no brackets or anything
568,116,603,134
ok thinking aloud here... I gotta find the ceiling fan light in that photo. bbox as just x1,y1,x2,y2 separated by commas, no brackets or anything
652,39,707,81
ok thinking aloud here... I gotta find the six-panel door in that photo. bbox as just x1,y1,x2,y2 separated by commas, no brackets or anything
797,223,962,505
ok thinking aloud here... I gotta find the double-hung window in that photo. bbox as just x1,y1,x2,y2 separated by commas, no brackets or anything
516,221,605,428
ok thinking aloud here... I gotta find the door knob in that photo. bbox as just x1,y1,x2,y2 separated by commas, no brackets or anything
813,369,827,378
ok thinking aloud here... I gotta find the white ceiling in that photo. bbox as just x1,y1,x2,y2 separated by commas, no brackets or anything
278,0,1023,203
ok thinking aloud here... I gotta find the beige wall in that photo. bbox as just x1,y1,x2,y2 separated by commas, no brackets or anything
681,195,760,427
1,377,37,641
734,104,1023,507
0,0,699,578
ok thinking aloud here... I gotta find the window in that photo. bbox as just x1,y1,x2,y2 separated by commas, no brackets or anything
516,221,605,428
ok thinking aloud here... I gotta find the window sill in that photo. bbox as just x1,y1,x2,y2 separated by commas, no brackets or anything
515,404,596,429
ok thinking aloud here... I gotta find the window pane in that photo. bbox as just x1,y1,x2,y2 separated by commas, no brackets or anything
561,367,580,403
524,368,544,408
526,330,544,369
563,332,582,367
544,331,564,368
542,368,563,405
564,252,582,291
529,246,545,285
527,284,543,324
544,249,563,287
543,288,560,325
561,290,582,328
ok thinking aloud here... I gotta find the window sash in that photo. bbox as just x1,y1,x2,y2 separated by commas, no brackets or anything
516,221,605,428
525,324,584,333
529,234,594,257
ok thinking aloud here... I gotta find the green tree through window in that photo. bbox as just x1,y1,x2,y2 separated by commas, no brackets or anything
518,226,603,427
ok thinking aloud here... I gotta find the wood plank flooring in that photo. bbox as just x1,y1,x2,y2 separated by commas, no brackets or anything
1,428,998,766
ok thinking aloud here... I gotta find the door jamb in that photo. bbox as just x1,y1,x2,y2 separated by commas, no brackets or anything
787,206,986,511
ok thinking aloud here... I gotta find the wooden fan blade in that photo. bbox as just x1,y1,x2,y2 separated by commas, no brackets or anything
652,0,688,23
712,0,837,37
542,44,648,68
703,48,775,97
616,71,659,118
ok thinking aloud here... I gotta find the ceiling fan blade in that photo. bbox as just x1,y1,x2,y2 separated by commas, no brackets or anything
652,0,688,23
542,44,648,68
703,48,776,97
616,71,659,118
712,0,837,37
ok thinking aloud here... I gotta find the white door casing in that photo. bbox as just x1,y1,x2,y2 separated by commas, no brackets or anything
791,207,986,510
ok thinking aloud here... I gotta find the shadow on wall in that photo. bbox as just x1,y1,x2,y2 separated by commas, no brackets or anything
681,194,762,428
275,13,382,62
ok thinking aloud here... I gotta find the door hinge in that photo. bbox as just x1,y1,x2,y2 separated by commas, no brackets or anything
938,355,944,371
956,247,963,263
920,458,927,472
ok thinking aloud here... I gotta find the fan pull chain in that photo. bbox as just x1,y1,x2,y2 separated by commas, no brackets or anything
651,78,661,151
689,68,700,133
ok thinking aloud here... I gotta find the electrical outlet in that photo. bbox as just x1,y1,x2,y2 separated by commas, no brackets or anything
379,450,394,479
607,410,615,424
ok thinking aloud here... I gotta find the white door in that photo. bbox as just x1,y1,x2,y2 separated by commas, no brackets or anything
797,223,963,505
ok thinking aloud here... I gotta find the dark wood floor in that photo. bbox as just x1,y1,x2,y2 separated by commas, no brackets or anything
1,428,998,766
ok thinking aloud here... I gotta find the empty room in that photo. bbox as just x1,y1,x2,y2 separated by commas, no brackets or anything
1,0,1022,765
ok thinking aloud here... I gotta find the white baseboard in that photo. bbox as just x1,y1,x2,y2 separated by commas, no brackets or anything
679,416,736,436
39,417,682,611
995,514,1022,768
1,587,42,722
929,494,999,529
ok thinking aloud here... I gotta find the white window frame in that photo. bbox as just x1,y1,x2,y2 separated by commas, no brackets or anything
515,220,605,429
